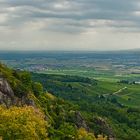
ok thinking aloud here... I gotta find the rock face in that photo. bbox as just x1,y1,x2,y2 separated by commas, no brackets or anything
0,77,37,108
21,96,36,107
0,78,14,97
94,117,115,140
0,78,16,107
74,111,90,131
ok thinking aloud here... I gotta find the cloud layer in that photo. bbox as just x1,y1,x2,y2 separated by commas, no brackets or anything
0,0,140,50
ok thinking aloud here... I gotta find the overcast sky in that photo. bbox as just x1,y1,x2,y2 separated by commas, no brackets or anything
0,0,140,51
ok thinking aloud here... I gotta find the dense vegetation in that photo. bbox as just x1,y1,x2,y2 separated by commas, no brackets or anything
0,63,107,140
32,73,140,140
0,106,48,140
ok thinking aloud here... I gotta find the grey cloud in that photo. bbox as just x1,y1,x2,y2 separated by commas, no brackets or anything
0,0,140,33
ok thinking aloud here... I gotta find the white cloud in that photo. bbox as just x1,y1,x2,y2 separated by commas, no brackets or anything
0,13,8,23
0,0,140,50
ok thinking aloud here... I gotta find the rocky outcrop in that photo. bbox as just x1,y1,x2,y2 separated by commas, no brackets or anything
20,96,36,107
0,78,14,98
74,111,90,131
0,77,38,109
0,78,16,107
94,117,115,140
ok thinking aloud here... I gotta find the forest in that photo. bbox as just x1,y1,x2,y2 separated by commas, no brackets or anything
0,63,140,140
0,63,107,140
32,73,140,140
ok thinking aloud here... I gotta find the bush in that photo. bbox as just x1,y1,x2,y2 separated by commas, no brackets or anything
0,106,48,140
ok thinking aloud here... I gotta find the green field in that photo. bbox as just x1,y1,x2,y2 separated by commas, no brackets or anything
40,69,140,81
32,72,140,139
1,51,140,139
33,72,140,108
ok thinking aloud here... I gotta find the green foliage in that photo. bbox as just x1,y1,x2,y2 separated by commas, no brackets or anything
32,73,140,140
1,63,140,140
51,123,76,140
0,106,48,140
32,82,43,97
76,128,96,140
0,64,31,97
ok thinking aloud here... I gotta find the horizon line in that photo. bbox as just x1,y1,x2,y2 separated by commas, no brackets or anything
0,48,140,52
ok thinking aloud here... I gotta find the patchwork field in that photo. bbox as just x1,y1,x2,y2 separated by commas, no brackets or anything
0,51,140,139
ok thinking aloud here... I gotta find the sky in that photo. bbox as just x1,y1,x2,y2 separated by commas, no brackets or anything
0,0,140,51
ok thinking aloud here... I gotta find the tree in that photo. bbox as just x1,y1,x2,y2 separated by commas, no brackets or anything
97,135,107,140
76,128,96,140
0,106,48,140
32,82,43,97
58,122,76,139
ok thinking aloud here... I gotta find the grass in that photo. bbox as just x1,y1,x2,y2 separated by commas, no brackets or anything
37,68,140,108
